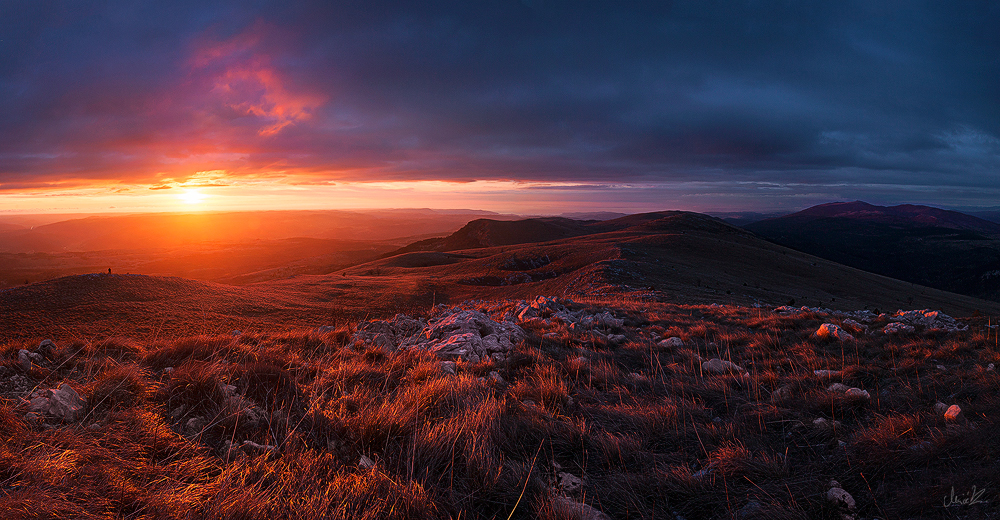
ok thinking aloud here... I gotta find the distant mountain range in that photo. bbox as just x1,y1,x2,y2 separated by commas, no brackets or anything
745,201,1000,302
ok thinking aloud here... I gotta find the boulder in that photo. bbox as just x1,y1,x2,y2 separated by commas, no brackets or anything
813,369,842,378
814,323,854,341
27,383,88,422
882,322,914,335
550,496,610,520
702,358,745,374
844,387,870,400
944,404,963,422
658,337,684,348
827,482,856,510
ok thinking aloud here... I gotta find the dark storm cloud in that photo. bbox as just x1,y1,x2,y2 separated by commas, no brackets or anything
1,0,998,202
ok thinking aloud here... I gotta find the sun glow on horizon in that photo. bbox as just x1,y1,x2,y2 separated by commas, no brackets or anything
178,189,208,205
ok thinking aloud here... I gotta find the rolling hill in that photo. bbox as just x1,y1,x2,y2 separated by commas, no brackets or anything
745,201,1000,302
7,210,998,342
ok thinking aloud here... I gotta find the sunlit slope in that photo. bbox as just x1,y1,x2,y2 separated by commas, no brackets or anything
4,211,999,342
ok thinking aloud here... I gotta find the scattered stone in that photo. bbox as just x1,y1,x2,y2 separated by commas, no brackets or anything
488,371,505,384
934,402,949,415
557,472,583,492
701,358,745,374
241,440,278,455
827,484,856,510
827,383,849,392
17,350,33,371
944,404,963,422
842,319,865,332
882,322,914,335
815,323,854,341
769,385,793,403
550,496,611,520
658,337,684,348
606,334,627,344
358,455,376,469
886,309,966,332
440,361,457,375
37,339,56,357
813,369,841,378
812,417,842,429
185,417,207,434
26,383,87,422
988,363,995,371
352,309,524,362
844,387,870,400
315,325,337,333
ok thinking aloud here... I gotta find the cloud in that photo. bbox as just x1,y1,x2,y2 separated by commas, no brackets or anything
0,1,998,209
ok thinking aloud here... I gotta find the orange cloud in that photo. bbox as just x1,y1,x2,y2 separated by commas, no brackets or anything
190,24,326,137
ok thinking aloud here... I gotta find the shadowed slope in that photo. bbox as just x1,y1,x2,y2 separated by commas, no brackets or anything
746,202,1000,301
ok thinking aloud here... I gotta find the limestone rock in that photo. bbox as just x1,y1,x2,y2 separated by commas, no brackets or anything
550,496,611,520
814,369,842,377
944,404,962,422
815,323,854,341
557,472,583,492
827,485,856,510
844,387,870,400
882,322,914,335
658,337,684,348
702,358,744,374
27,383,87,422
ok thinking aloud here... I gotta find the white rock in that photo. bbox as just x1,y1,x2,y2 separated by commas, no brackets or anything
550,496,611,520
17,349,33,371
359,455,376,469
557,472,583,491
827,383,849,392
702,358,744,374
827,486,856,510
241,440,278,455
882,322,914,335
815,323,854,341
440,361,457,375
27,383,88,422
488,371,505,384
844,387,870,400
814,369,842,378
769,385,793,403
658,337,684,348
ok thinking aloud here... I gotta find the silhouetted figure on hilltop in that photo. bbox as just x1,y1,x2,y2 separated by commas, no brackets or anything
108,268,112,274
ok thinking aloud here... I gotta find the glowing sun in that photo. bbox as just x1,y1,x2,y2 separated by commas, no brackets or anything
178,189,208,205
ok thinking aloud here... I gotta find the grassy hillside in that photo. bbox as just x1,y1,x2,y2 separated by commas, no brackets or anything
2,297,998,519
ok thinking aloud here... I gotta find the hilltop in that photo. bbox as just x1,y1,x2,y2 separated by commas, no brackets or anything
746,202,1000,302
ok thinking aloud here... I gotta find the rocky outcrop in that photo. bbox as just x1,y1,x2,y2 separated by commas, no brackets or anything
814,323,854,341
351,308,524,363
26,383,87,422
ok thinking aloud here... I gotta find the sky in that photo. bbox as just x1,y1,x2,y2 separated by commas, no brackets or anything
1,0,998,214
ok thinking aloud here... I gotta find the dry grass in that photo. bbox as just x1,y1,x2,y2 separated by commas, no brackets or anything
1,301,999,519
